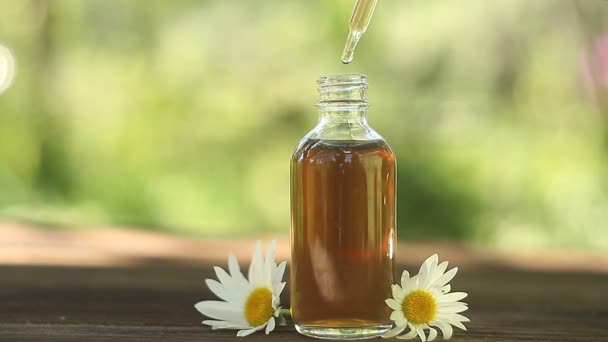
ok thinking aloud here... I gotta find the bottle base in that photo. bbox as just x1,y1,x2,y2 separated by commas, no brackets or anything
295,324,392,340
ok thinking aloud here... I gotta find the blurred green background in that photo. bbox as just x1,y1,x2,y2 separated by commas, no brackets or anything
0,0,607,251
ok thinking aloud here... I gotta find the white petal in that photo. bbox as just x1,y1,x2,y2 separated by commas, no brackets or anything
403,275,419,293
273,261,287,285
429,255,439,271
248,241,264,286
272,294,281,308
213,263,249,303
381,325,406,338
416,325,427,342
203,319,230,327
429,288,443,298
432,322,452,340
265,317,276,334
391,284,403,300
435,261,448,277
195,300,235,316
202,319,249,330
438,301,467,308
438,313,470,323
228,253,240,275
391,311,407,326
396,327,419,340
264,240,277,285
419,255,439,288
237,327,258,337
194,300,247,325
396,316,408,327
205,279,228,301
434,267,458,288
400,270,410,288
437,292,467,303
453,313,470,322
274,282,286,297
420,254,438,275
440,284,451,294
447,319,467,331
398,315,408,327
214,266,232,287
418,272,430,289
386,299,401,311
426,261,448,288
228,254,250,287
427,327,438,341
438,305,468,314
202,319,226,326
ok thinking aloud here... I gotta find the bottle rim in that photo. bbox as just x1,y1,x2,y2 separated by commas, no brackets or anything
316,74,369,111
317,73,367,87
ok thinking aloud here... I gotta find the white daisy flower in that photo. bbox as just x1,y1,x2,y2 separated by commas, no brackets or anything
382,254,469,341
195,240,287,337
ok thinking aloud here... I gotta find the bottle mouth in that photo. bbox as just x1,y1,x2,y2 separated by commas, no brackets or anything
316,73,369,111
317,73,368,87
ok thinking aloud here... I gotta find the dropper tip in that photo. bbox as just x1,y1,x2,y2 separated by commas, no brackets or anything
341,30,361,64
341,53,354,64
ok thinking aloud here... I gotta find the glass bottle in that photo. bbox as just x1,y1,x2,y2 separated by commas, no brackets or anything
290,74,396,339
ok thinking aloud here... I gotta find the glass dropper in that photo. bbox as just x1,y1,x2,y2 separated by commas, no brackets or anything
341,0,379,64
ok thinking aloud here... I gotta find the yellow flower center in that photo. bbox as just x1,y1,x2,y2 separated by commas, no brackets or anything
401,289,437,325
244,287,274,326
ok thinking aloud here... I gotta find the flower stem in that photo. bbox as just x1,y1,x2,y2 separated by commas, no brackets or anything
277,307,291,326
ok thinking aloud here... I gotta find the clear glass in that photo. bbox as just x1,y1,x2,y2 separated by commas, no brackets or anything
290,74,396,340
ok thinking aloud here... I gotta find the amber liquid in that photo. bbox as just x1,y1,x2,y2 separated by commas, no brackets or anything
290,138,396,329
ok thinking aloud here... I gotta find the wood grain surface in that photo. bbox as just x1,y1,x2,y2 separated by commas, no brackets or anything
1,260,607,342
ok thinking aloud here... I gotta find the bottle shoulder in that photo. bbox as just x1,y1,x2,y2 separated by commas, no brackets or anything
291,137,395,165
292,116,394,162
301,120,388,142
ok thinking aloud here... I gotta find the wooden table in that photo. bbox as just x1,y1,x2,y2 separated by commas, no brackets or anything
1,261,607,341
0,225,607,341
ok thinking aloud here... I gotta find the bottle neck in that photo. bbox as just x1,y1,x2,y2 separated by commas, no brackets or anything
316,73,370,125
309,74,380,141
319,110,368,124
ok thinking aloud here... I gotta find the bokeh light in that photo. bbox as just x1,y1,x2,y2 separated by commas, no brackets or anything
0,1,606,252
0,44,15,95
